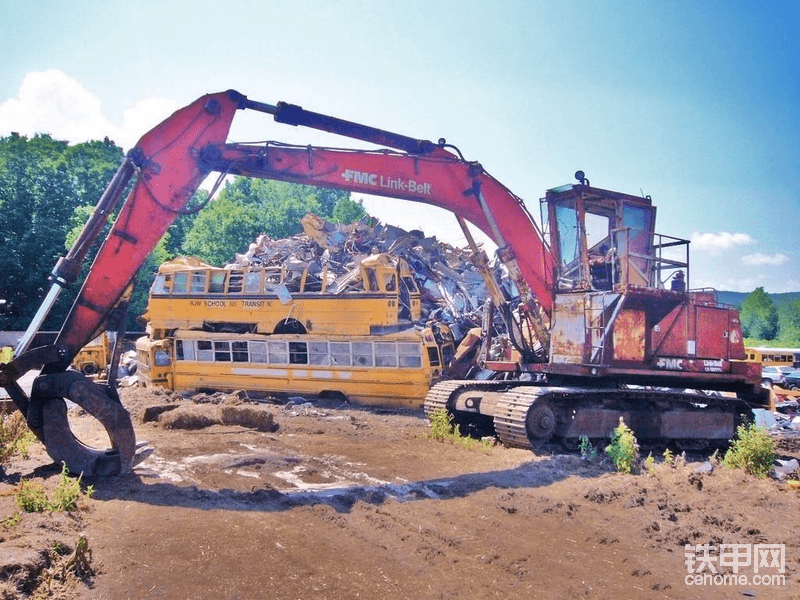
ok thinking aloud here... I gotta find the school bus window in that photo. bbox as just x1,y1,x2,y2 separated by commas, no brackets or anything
155,351,171,366
151,274,169,294
214,341,231,362
227,272,243,293
427,346,441,366
232,341,249,362
209,272,225,293
402,276,418,292
177,339,195,361
289,342,308,364
366,268,379,291
353,342,374,367
308,341,330,365
264,270,282,291
399,343,422,368
375,342,398,367
250,341,267,363
384,274,397,292
329,342,351,366
245,272,261,293
196,340,213,362
268,341,288,364
173,272,188,294
190,272,207,294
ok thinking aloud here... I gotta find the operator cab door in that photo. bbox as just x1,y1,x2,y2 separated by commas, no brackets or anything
545,185,656,293
615,202,656,288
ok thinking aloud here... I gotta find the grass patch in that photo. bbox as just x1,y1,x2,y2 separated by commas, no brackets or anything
15,479,50,512
427,409,486,450
15,463,94,513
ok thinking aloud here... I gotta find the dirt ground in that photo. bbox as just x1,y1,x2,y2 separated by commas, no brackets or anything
2,387,800,600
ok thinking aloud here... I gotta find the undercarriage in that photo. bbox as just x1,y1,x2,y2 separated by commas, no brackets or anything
424,378,767,453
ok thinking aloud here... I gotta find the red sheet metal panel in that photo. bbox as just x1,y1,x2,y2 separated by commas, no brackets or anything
613,309,646,362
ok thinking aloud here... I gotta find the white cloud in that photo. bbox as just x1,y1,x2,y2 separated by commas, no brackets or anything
0,70,179,151
742,252,790,266
690,231,756,251
0,69,120,144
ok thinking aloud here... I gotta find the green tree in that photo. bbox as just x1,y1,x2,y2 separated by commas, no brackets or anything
778,299,800,345
0,133,124,330
182,193,264,266
181,177,365,266
162,190,206,258
740,287,779,340
332,197,367,224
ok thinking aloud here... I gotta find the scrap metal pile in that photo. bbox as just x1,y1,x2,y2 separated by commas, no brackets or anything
227,213,503,339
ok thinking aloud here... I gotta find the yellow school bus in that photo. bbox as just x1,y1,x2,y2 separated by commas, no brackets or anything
143,254,422,339
136,325,455,408
745,346,800,368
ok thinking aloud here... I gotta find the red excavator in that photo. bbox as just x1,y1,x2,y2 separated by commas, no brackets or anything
0,90,769,476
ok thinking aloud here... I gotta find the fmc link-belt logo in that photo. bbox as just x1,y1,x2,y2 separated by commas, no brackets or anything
685,543,785,587
341,169,432,195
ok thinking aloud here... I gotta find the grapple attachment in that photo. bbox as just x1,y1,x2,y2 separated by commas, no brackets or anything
32,371,137,477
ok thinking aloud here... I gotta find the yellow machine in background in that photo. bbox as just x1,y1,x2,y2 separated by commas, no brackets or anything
71,333,111,377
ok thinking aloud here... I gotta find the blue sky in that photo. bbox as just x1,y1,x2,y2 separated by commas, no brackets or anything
1,0,797,293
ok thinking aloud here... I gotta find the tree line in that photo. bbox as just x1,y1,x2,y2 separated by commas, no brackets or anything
0,134,365,332
740,287,800,346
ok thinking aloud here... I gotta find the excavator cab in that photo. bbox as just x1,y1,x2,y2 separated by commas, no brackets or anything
542,173,688,294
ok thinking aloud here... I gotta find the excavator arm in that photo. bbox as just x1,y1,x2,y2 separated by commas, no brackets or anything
0,90,555,476
1,91,242,475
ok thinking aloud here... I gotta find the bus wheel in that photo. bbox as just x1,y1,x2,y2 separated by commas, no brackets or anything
274,318,306,334
320,391,348,405
81,363,98,376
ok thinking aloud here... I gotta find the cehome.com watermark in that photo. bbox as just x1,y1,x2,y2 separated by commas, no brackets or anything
685,543,786,587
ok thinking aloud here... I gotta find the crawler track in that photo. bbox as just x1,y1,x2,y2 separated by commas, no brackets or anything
425,381,751,452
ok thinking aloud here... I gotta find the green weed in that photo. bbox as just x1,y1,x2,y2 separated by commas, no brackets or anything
579,435,597,459
722,422,776,479
426,409,480,450
644,453,656,476
0,410,37,463
50,464,84,512
605,417,640,474
15,463,93,513
15,479,50,512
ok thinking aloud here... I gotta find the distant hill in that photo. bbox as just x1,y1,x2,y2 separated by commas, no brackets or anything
716,291,800,309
